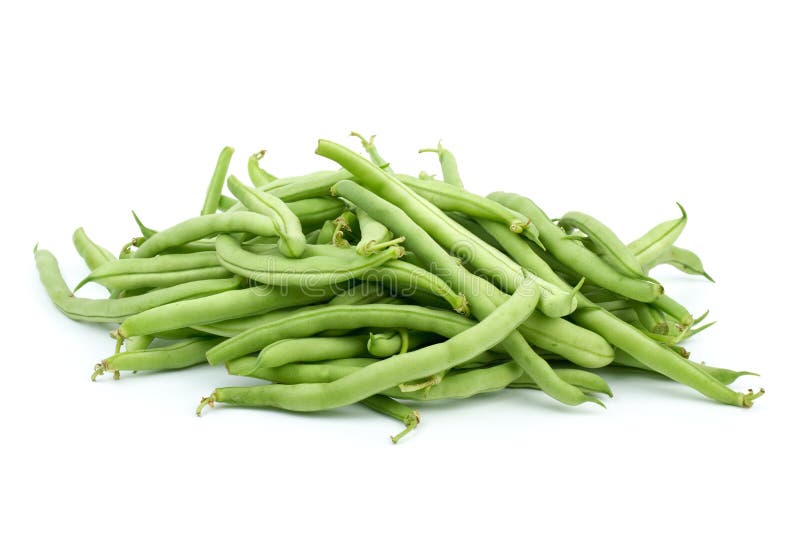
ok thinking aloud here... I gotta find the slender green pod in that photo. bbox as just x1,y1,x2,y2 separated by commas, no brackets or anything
35,247,240,323
197,274,541,413
419,142,463,188
511,368,614,398
627,203,688,268
613,350,758,386
351,132,393,172
633,303,669,335
248,150,279,187
119,284,336,338
644,245,714,282
215,235,403,288
133,212,279,258
201,146,234,215
75,252,230,292
227,175,306,258
72,228,116,271
559,211,646,278
92,338,221,380
367,331,440,358
218,195,238,211
256,335,369,368
488,192,663,302
289,197,348,231
359,395,420,443
355,207,395,255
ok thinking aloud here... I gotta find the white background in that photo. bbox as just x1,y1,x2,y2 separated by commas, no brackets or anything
2,1,798,534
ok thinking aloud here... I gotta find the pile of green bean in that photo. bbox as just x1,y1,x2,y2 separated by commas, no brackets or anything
35,134,763,442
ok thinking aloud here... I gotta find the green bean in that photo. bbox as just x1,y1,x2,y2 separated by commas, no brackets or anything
132,211,157,239
191,305,320,338
119,284,336,338
514,312,615,368
247,150,278,187
633,303,669,335
215,234,402,288
328,177,597,406
360,259,469,314
197,274,541,413
35,246,240,323
92,338,221,381
257,335,369,368
644,245,714,282
327,282,389,306
218,195,238,212
206,303,478,365
419,142,463,188
628,203,687,268
124,335,154,352
559,211,646,278
367,331,440,358
651,294,693,327
355,207,395,255
226,357,379,382
359,395,420,443
227,175,306,258
612,350,757,386
72,228,116,271
201,146,234,215
75,252,230,292
510,368,614,398
259,169,355,202
133,212,279,258
352,132,393,173
488,192,662,302
487,192,761,407
399,175,542,246
290,197,347,231
445,212,505,251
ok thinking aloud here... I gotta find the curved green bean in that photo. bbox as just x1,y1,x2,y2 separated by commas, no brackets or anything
419,142,463,188
627,203,687,268
201,146,234,215
247,150,278,187
92,338,221,380
72,227,116,271
257,335,369,368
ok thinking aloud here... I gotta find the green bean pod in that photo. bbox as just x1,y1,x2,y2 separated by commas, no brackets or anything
627,203,687,268
35,247,241,323
559,211,646,278
644,245,714,282
198,274,541,413
118,284,337,338
612,350,757,386
72,228,116,271
359,395,419,443
133,212,279,258
257,335,369,368
200,146,234,215
355,207,394,255
215,235,402,288
93,338,222,380
419,142,464,188
75,251,230,292
247,150,279,187
227,175,306,258
367,331,440,358
352,132,393,173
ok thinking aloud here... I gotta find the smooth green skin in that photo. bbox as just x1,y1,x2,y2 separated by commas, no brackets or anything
201,146,234,215
367,331,440,358
445,212,505,251
488,192,662,303
327,282,389,306
644,245,714,282
75,251,228,292
97,338,221,376
35,247,241,323
227,175,306,258
124,335,154,352
633,303,669,335
628,203,687,268
214,234,403,288
612,350,757,387
360,259,468,314
419,143,463,188
192,305,322,338
399,175,541,246
317,141,572,311
327,176,596,407
72,227,116,271
289,197,348,231
218,195,238,211
119,284,336,338
201,275,540,412
316,220,336,245
259,169,355,202
488,192,756,407
514,311,615,368
247,150,279,187
257,335,369,368
510,368,614,398
206,303,478,365
352,132,394,173
226,357,378,383
132,211,157,239
133,212,279,258
355,207,393,255
559,211,646,278
359,394,419,443
651,294,693,327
